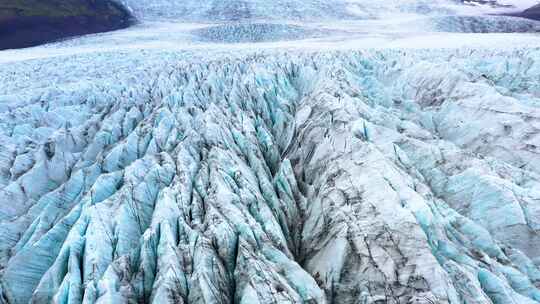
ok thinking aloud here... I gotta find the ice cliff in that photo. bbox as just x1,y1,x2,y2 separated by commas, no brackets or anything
0,47,539,303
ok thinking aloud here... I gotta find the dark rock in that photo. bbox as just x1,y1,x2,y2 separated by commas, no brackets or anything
0,0,134,50
512,4,540,21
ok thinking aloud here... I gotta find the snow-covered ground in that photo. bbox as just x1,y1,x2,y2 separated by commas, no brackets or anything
1,1,540,304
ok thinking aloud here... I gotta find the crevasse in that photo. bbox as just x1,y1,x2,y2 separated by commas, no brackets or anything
0,49,539,304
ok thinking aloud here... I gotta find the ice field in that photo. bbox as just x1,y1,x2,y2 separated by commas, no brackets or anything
1,1,540,303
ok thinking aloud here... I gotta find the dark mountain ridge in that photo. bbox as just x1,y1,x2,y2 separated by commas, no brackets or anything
512,3,540,21
0,0,133,50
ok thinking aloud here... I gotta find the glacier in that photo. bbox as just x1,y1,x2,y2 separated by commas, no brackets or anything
1,0,540,303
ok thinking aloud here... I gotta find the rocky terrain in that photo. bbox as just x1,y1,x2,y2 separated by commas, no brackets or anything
510,3,540,20
0,0,132,50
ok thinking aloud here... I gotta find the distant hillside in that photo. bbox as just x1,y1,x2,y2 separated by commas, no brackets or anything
514,4,540,20
0,0,133,50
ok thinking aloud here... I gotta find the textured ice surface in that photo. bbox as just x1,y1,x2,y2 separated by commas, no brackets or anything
1,46,540,303
2,0,540,303
119,0,355,21
434,15,540,32
192,23,326,43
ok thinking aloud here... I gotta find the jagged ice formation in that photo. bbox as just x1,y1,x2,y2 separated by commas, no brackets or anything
0,48,539,304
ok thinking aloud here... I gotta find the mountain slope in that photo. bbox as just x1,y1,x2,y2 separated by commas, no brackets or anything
0,0,132,50
511,3,540,20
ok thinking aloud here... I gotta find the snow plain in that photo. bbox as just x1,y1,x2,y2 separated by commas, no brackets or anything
1,0,540,303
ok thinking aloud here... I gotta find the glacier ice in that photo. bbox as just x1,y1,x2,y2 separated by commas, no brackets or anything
2,0,540,302
192,23,326,43
0,46,539,304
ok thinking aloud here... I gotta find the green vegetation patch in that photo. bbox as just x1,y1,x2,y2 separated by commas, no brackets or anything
0,0,127,22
